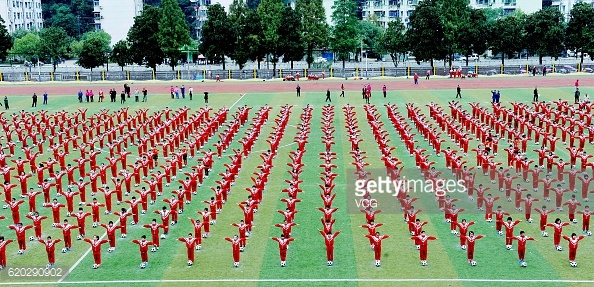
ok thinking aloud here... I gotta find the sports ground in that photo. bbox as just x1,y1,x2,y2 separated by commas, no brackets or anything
0,74,593,287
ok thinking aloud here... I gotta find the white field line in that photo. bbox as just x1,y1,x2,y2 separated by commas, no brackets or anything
5,278,594,285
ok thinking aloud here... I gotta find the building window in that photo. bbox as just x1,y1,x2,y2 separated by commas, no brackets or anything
96,24,101,30
389,0,399,6
94,0,99,6
389,10,399,18
362,11,366,17
407,10,413,16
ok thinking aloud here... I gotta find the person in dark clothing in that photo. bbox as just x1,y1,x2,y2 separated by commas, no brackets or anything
325,89,331,102
43,92,48,105
542,66,547,76
575,88,581,104
142,88,148,102
120,91,126,104
296,85,301,97
32,93,37,107
3,96,8,109
456,85,461,98
204,91,209,104
340,84,345,97
533,87,538,102
78,90,83,103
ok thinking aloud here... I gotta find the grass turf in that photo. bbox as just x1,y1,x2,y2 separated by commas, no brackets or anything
0,85,593,287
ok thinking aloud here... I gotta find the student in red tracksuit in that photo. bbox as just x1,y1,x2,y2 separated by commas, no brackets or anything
366,231,389,267
0,236,14,268
55,219,77,251
38,236,61,267
114,208,131,238
534,206,554,236
178,233,197,265
563,232,585,265
8,222,33,252
410,231,436,266
86,198,105,227
84,235,108,268
503,217,521,249
100,221,121,251
319,230,340,266
143,219,164,249
465,231,484,264
232,220,250,250
456,219,474,249
26,211,47,240
512,231,535,265
225,235,241,267
271,234,295,267
132,235,153,267
546,218,570,249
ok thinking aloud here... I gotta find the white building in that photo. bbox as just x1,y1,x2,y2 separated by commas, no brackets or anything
361,0,542,28
92,0,143,46
0,0,43,33
550,0,594,20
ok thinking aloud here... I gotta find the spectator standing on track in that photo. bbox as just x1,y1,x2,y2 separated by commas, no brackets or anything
325,89,331,102
456,85,461,98
414,73,419,85
189,87,193,100
170,86,174,99
85,90,90,102
575,88,581,104
204,91,209,104
3,96,8,109
426,70,430,80
532,66,537,77
181,85,186,99
78,90,83,103
175,86,180,99
32,93,37,107
142,88,148,102
533,87,538,102
90,90,94,102
296,85,301,97
135,89,140,102
43,92,48,105
340,84,345,97
584,93,590,104
120,91,126,104
383,85,387,98
542,66,547,76
362,86,366,99
98,90,104,102
575,79,579,91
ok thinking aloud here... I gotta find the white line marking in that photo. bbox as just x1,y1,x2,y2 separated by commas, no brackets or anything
6,278,594,285
229,94,245,109
57,208,132,283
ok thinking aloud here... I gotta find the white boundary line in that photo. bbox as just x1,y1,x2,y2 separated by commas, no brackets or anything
229,93,245,109
5,278,594,285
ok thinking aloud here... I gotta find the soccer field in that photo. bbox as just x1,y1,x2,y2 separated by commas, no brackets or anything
1,76,594,287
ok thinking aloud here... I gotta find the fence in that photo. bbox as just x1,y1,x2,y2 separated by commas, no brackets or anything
0,63,591,82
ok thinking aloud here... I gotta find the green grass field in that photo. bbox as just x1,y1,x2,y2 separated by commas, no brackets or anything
1,82,594,287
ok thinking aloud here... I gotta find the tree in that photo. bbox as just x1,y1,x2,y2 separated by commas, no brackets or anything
77,37,108,73
279,6,304,69
81,31,112,70
566,2,594,64
245,9,266,69
10,33,39,62
438,0,472,67
378,21,407,68
258,0,284,76
330,0,358,69
111,40,131,71
296,0,329,68
127,5,164,72
406,0,447,67
200,4,233,69
38,27,71,72
49,4,79,38
524,7,565,64
488,14,525,65
0,16,11,61
456,8,488,66
228,0,249,70
159,0,192,70
247,0,261,9
359,20,384,58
